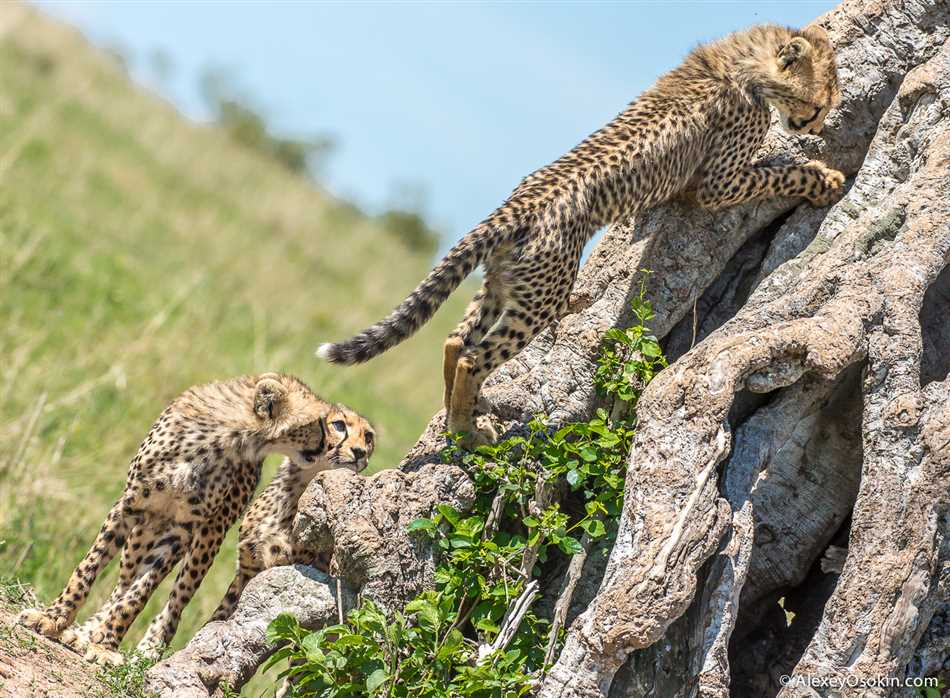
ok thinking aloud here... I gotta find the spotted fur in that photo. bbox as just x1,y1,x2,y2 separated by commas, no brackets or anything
318,24,843,447
17,373,335,664
209,404,375,622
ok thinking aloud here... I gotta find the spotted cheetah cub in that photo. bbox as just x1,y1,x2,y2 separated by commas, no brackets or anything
209,403,374,621
18,373,334,665
318,24,844,447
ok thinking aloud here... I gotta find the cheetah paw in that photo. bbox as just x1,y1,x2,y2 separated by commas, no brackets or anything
135,635,165,661
60,626,90,653
16,608,66,639
459,417,498,450
83,642,124,666
806,161,846,207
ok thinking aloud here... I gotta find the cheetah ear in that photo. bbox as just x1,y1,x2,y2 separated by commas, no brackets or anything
254,376,287,421
777,37,812,71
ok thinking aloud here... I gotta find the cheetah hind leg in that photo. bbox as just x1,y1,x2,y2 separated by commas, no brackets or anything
444,285,499,412
445,338,492,416
17,498,130,640
443,335,464,414
450,305,541,449
79,522,185,664
136,517,226,658
449,355,497,450
60,520,151,654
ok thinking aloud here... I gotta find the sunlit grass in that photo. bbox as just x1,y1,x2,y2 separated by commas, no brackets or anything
0,6,470,694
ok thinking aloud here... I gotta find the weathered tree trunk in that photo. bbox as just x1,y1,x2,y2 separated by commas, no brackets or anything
150,1,949,694
541,1,950,694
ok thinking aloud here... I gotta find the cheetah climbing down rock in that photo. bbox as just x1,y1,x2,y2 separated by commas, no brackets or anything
318,23,844,448
209,403,375,622
17,373,337,665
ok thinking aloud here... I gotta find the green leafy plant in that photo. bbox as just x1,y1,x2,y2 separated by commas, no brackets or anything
916,677,945,698
594,272,667,407
95,651,155,698
268,279,666,697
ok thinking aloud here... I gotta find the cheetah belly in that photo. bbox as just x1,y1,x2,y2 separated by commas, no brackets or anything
136,460,229,523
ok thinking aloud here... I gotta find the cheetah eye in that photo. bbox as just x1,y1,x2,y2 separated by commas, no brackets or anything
365,432,375,446
332,420,347,432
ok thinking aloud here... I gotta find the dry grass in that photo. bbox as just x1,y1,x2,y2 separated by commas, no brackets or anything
0,5,471,693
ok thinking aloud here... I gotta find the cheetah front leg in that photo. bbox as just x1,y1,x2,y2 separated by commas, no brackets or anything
18,498,131,640
209,541,261,623
695,160,845,210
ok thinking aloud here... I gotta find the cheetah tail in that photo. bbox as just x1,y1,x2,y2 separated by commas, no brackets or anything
316,223,497,365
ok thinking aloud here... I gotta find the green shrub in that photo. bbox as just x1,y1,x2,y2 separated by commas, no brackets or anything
266,277,667,697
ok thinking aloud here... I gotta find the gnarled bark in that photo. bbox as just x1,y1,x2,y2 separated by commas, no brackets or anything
542,5,950,693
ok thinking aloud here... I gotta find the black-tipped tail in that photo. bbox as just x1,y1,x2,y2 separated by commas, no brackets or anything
316,224,496,365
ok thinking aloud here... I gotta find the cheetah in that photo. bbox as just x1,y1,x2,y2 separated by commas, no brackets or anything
208,403,375,622
17,373,336,665
317,24,844,447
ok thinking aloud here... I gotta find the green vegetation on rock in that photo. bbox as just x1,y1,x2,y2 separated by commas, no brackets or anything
266,288,667,697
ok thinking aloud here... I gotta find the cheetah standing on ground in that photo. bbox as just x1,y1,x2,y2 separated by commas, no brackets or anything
209,404,375,621
18,373,339,665
318,24,844,447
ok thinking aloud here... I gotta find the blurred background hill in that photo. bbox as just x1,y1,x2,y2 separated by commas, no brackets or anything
0,2,471,680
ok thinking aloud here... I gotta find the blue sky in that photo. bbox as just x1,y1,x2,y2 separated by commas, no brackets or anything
37,1,837,252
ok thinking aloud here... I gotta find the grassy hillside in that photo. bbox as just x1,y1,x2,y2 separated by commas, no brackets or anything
0,2,471,687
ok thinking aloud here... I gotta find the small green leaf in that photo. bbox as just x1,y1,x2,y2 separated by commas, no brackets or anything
581,518,606,539
558,536,584,555
566,468,582,487
475,616,500,634
436,504,460,525
260,645,294,673
266,613,300,644
405,598,441,633
580,446,598,462
366,668,388,692
641,339,662,357
408,517,437,534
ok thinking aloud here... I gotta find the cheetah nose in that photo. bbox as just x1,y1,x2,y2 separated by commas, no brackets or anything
352,448,366,461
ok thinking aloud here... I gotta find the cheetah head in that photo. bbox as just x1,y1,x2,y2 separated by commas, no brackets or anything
323,404,375,473
768,26,841,136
